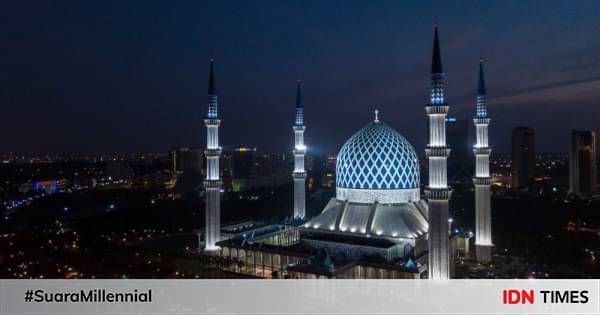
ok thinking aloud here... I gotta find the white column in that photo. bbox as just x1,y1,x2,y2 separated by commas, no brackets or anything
474,117,493,263
425,104,451,280
293,125,306,219
203,60,221,254
427,198,450,279
204,115,221,252
204,179,221,251
426,25,451,279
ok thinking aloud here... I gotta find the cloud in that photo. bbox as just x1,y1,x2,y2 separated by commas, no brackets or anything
452,42,600,113
491,76,600,110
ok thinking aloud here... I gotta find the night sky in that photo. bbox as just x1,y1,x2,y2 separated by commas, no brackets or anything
2,1,600,155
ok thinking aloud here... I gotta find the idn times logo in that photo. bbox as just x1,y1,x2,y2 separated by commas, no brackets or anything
502,289,589,304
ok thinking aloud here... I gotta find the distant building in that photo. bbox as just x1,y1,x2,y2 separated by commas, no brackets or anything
34,180,65,194
220,152,234,191
169,148,204,174
305,153,315,173
250,154,291,189
321,172,335,187
569,130,598,196
20,180,65,194
325,154,337,171
171,171,202,198
446,117,472,183
232,146,256,191
308,154,326,189
511,127,535,190
105,161,132,181
132,171,176,191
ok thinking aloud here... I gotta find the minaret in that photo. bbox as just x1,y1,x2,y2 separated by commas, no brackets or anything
425,23,451,280
473,59,493,263
204,58,221,252
292,80,307,219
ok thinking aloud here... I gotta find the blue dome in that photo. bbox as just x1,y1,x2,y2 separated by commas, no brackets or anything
336,121,420,190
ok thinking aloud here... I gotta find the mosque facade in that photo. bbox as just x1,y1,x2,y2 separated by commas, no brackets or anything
202,25,491,279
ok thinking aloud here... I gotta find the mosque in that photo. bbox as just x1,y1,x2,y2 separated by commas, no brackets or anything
200,25,493,279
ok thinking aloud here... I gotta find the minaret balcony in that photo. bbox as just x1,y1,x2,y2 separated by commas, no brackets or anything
473,117,491,125
425,104,449,115
292,172,307,179
204,148,222,156
424,187,452,200
204,179,222,188
204,118,221,126
425,147,451,157
473,147,492,155
472,177,492,185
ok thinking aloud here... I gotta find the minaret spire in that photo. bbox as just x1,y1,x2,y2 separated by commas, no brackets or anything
207,58,218,119
431,24,443,74
477,59,486,96
425,22,451,280
473,59,493,263
292,80,307,219
208,58,216,95
476,59,488,117
295,80,304,126
430,23,445,106
203,58,222,252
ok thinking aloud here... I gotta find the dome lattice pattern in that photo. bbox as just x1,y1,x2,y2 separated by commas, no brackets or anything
336,122,419,190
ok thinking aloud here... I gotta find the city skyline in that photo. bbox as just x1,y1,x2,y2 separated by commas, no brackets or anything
3,0,600,293
2,1,600,155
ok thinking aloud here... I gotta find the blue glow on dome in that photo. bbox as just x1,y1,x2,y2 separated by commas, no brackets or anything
336,121,420,190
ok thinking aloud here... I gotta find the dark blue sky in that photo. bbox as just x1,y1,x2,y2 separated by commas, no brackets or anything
2,0,600,155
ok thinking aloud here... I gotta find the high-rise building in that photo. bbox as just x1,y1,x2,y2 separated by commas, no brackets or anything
325,154,337,171
203,59,222,252
232,146,256,191
569,130,598,196
307,153,326,190
425,23,451,280
446,117,472,183
292,80,307,219
251,153,291,189
511,127,535,190
472,59,492,263
220,152,233,192
169,147,204,174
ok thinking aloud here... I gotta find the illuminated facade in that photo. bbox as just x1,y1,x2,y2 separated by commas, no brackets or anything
473,60,493,263
335,112,420,204
217,110,430,279
292,81,307,219
309,110,425,222
204,59,222,252
300,110,429,275
425,24,451,280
